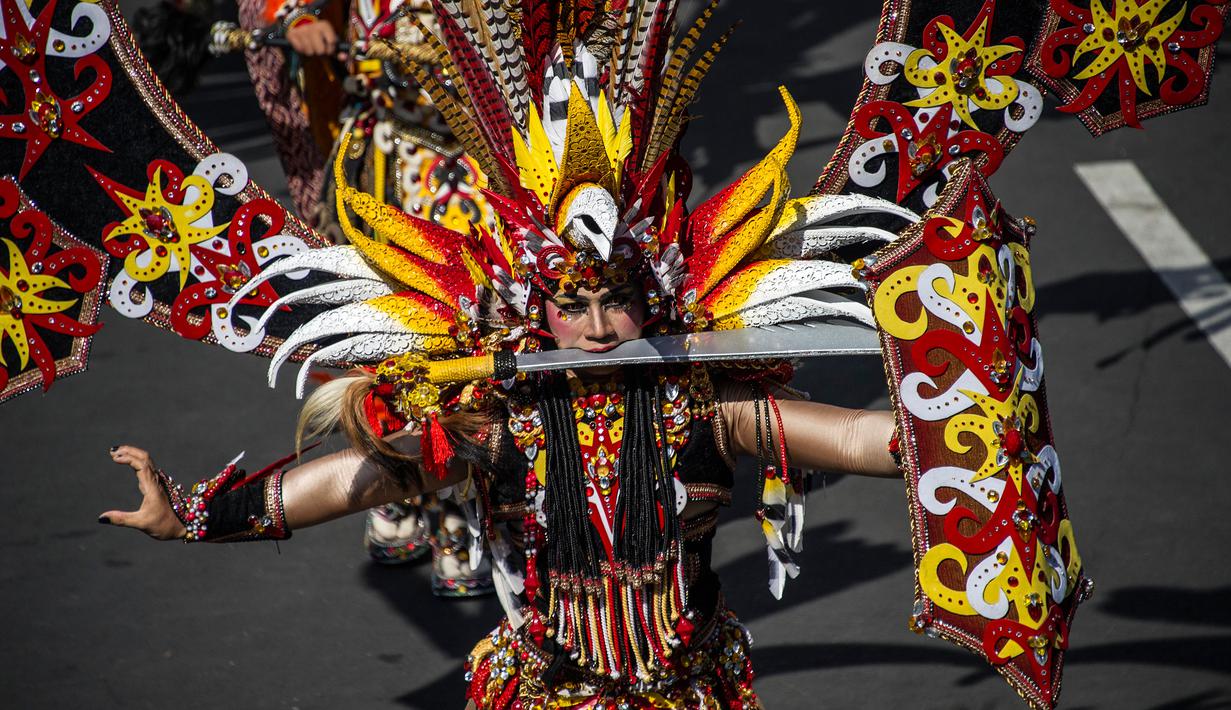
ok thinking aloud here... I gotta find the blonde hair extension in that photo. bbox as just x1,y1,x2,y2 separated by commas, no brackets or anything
295,370,372,456
297,369,498,488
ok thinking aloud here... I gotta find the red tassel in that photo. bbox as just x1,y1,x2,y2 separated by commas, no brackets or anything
362,391,384,437
364,388,407,437
675,614,696,648
421,412,455,480
528,614,546,645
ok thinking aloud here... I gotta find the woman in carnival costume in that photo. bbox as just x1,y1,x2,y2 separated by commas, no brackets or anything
100,2,911,706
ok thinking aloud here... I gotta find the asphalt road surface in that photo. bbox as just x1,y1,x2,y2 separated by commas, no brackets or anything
2,2,1230,709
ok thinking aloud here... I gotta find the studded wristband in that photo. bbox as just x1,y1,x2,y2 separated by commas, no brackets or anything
161,458,292,543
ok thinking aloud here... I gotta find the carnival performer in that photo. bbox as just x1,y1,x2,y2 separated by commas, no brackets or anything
97,1,918,706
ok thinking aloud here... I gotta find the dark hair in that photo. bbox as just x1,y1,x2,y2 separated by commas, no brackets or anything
540,373,606,581
539,368,679,585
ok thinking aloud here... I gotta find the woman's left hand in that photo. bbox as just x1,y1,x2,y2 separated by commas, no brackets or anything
99,445,188,541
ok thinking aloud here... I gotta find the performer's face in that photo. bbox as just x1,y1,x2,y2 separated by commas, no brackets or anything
545,284,645,354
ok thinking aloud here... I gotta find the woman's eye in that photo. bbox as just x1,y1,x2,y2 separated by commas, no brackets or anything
559,304,586,315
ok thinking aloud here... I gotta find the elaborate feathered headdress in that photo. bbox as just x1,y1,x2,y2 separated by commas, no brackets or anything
235,0,907,411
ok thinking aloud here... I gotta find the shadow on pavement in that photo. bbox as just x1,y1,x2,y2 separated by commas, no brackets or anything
395,668,469,709
360,560,502,658
1064,635,1231,675
390,633,1231,708
685,0,874,188
752,640,991,679
1034,260,1231,369
1099,585,1231,628
717,520,912,624
1145,689,1231,710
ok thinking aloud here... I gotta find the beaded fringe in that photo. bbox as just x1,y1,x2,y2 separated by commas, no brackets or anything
545,554,689,681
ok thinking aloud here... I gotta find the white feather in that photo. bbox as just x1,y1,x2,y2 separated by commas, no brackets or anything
254,279,393,331
572,41,600,113
225,245,382,312
721,261,861,317
756,226,898,260
293,333,428,398
769,195,920,241
268,301,417,387
734,293,875,328
541,46,571,164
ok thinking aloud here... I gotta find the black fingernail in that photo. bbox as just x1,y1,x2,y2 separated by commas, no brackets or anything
109,445,119,453
98,515,111,525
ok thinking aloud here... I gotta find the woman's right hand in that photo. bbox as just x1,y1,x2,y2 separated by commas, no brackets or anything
285,19,339,57
99,445,188,541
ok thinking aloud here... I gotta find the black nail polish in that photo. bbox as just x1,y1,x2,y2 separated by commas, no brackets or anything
109,445,119,453
98,515,111,525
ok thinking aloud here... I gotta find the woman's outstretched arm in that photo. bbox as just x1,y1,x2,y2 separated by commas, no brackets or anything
100,434,467,540
718,382,900,478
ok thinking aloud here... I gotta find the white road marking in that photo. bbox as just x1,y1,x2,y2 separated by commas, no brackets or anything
1075,160,1231,369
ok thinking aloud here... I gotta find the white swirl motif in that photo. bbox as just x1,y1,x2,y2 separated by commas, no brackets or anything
919,465,1006,515
1027,444,1062,496
1043,544,1068,602
210,234,308,352
1019,338,1044,392
192,153,250,197
918,262,981,343
863,42,915,85
42,2,111,59
107,272,154,318
1005,81,1043,133
966,538,1014,619
901,368,987,422
848,135,894,188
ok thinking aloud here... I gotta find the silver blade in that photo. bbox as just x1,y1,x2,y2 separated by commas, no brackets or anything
515,318,881,372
